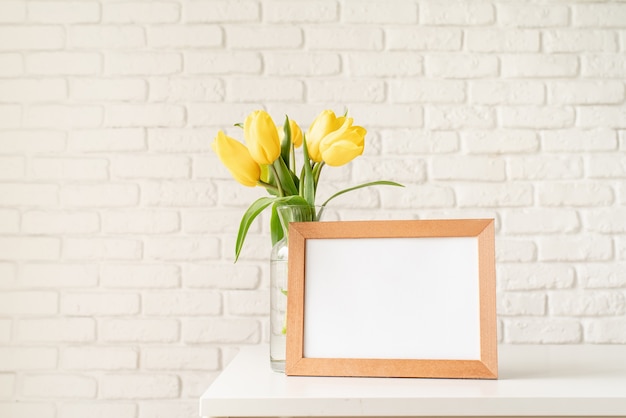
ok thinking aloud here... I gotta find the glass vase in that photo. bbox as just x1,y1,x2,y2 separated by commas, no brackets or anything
269,204,324,372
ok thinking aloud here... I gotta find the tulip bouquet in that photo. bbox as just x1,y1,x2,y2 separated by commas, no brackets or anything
212,109,403,261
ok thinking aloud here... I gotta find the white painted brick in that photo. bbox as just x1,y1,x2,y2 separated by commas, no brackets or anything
111,156,189,179
307,27,383,50
182,264,260,289
61,347,137,370
308,79,384,103
99,319,179,343
103,1,180,23
340,104,423,128
343,0,416,23
103,210,179,234
265,52,340,76
138,401,198,418
148,128,211,152
573,4,626,28
63,238,142,260
101,264,179,289
462,130,539,153
427,105,495,129
539,235,613,262
17,318,95,342
182,209,256,234
502,54,579,78
22,211,99,234
586,319,626,343
544,30,618,53
0,156,24,179
0,1,26,22
143,291,221,316
265,0,337,22
227,78,303,102
25,105,103,129
0,105,21,128
0,53,23,76
586,209,626,234
466,29,540,52
20,264,98,288
59,403,137,418
499,292,546,316
498,4,569,28
390,80,464,104
0,263,16,287
0,79,66,102
510,155,583,180
148,25,222,48
582,54,626,78
548,81,624,105
106,104,185,128
578,106,626,128
0,26,64,50
106,52,182,75
23,374,96,398
0,373,14,398
141,181,217,207
505,319,581,343
432,156,505,181
226,290,268,316
144,237,220,261
0,209,19,233
72,79,147,101
0,347,57,370
100,374,179,399
180,372,218,398
0,130,65,153
142,346,220,370
425,54,497,78
379,185,455,209
0,183,57,206
185,51,261,75
386,27,462,51
542,128,618,152
550,291,625,316
26,52,101,75
62,292,139,316
580,264,626,289
0,403,55,418
30,157,108,180
187,103,262,126
538,183,614,207
457,184,533,208
353,157,426,183
499,264,575,291
469,81,545,105
421,1,494,25
28,1,99,23
69,128,145,153
149,77,223,101
382,130,459,154
68,25,145,49
184,2,258,22
0,237,60,261
588,154,626,178
348,52,422,76
227,26,302,49
61,184,139,208
183,318,260,343
0,320,11,342
501,106,575,129
504,208,580,235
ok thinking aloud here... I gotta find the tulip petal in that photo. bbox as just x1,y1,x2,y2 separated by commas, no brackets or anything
244,110,281,165
321,139,364,167
212,131,260,187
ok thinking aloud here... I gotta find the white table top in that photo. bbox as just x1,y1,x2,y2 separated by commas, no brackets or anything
200,344,626,417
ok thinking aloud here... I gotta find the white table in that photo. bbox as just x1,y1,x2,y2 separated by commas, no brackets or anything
199,344,626,418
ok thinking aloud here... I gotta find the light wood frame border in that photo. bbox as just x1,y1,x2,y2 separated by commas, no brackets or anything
285,219,497,379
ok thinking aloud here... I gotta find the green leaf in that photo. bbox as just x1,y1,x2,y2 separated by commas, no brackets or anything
321,181,405,208
234,123,243,128
270,203,284,245
272,157,298,196
280,116,291,167
300,135,315,206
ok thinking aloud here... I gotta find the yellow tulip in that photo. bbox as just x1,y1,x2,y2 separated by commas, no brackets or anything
212,130,260,187
244,110,281,165
306,110,345,162
277,119,303,148
319,119,366,167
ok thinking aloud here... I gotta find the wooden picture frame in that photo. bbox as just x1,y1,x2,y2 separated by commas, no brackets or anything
285,219,497,379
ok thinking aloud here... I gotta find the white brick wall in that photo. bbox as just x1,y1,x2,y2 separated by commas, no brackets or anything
0,0,625,416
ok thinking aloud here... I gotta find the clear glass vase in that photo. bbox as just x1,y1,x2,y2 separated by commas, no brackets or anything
269,204,324,373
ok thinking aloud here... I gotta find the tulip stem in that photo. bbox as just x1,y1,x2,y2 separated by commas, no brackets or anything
258,180,279,194
269,164,285,197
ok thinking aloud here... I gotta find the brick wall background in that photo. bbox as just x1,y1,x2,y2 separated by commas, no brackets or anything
1,0,625,417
